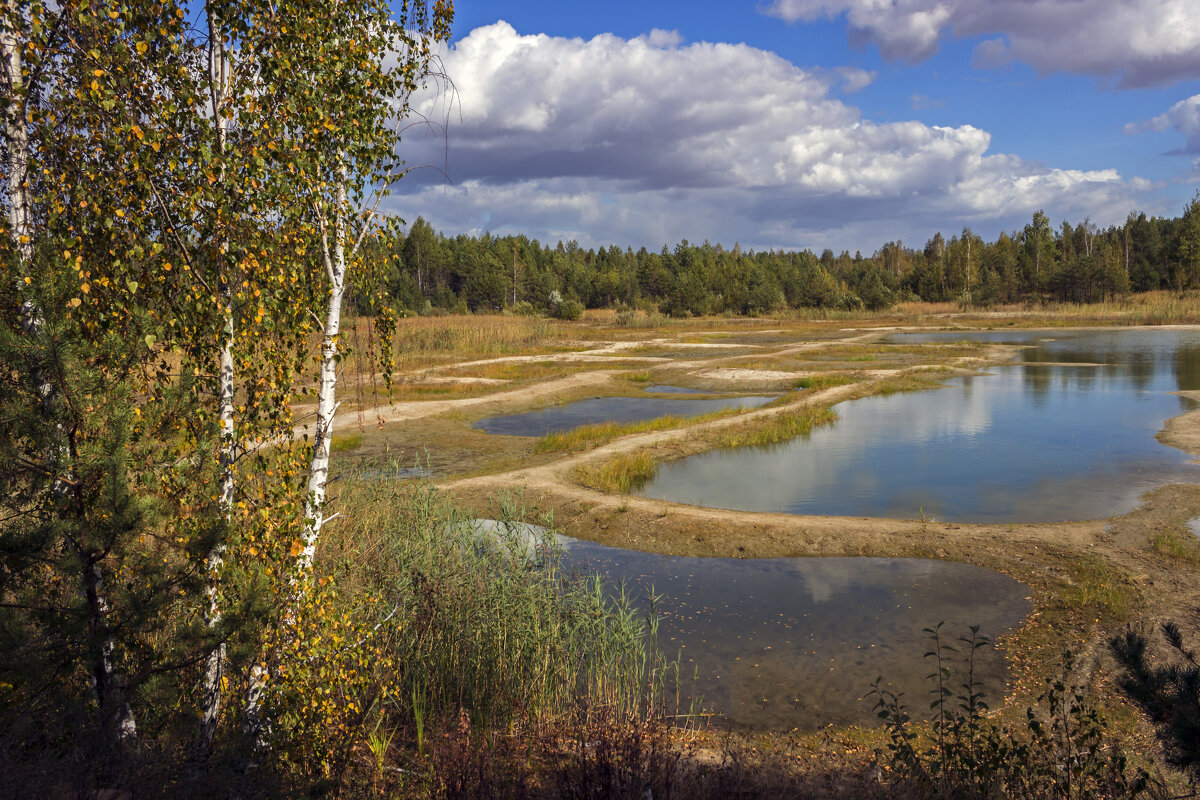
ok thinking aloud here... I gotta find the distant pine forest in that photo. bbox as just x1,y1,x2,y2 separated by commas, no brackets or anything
362,204,1200,318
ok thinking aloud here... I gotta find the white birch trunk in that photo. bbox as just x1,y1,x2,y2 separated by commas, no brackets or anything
5,7,135,743
244,160,349,752
3,3,32,268
296,159,349,582
201,2,232,749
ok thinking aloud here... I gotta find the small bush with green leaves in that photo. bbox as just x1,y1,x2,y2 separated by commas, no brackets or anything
870,623,1148,799
555,298,585,321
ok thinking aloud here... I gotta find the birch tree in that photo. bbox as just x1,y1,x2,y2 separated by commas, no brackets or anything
281,0,452,591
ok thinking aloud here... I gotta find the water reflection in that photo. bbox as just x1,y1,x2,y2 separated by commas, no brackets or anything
560,539,1029,730
473,394,776,437
637,329,1200,522
643,385,707,394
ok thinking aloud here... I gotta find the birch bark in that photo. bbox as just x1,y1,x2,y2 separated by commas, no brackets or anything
296,158,349,582
200,0,234,750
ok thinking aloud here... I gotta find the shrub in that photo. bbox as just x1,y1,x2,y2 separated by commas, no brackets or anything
509,300,538,316
871,624,1149,799
555,298,584,321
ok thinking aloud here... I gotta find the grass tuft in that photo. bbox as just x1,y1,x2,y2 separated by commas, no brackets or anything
794,373,854,391
1059,554,1139,621
1152,529,1200,563
535,408,740,454
712,405,838,450
573,452,659,494
330,431,363,452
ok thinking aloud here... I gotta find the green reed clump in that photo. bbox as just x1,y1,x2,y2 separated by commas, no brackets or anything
1150,529,1200,563
794,373,855,391
1059,554,1139,622
713,405,837,450
327,481,676,736
572,452,659,494
535,408,739,453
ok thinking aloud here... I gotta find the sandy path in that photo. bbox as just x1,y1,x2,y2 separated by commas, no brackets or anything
323,369,624,432
324,329,893,434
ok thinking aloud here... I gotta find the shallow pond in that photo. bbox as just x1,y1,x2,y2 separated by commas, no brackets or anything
642,384,707,394
557,537,1029,730
473,394,775,437
636,328,1200,522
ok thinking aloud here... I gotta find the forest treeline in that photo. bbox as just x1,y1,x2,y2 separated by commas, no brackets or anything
368,201,1200,318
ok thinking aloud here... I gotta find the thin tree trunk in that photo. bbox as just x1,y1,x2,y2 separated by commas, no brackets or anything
201,1,232,751
3,2,32,269
243,159,349,751
297,158,348,581
5,3,135,744
965,236,971,294
1125,223,1131,276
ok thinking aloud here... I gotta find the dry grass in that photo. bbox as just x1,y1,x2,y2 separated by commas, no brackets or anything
1030,291,1200,325
392,314,578,369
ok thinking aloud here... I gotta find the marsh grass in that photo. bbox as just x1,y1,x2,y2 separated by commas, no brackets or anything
573,453,659,494
391,315,576,369
382,381,501,402
569,405,839,494
794,373,855,391
710,405,838,450
1022,291,1200,326
444,359,653,383
534,408,741,453
325,481,678,734
869,372,948,396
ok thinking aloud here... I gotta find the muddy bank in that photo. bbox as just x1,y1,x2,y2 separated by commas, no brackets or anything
1159,389,1200,461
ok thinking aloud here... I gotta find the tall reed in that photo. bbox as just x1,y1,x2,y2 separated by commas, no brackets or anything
324,480,677,734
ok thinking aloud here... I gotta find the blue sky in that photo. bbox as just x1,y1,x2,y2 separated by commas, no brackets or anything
390,0,1200,253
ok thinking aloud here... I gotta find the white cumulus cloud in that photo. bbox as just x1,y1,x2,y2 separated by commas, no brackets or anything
1127,94,1200,154
393,22,1145,251
761,0,1200,88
